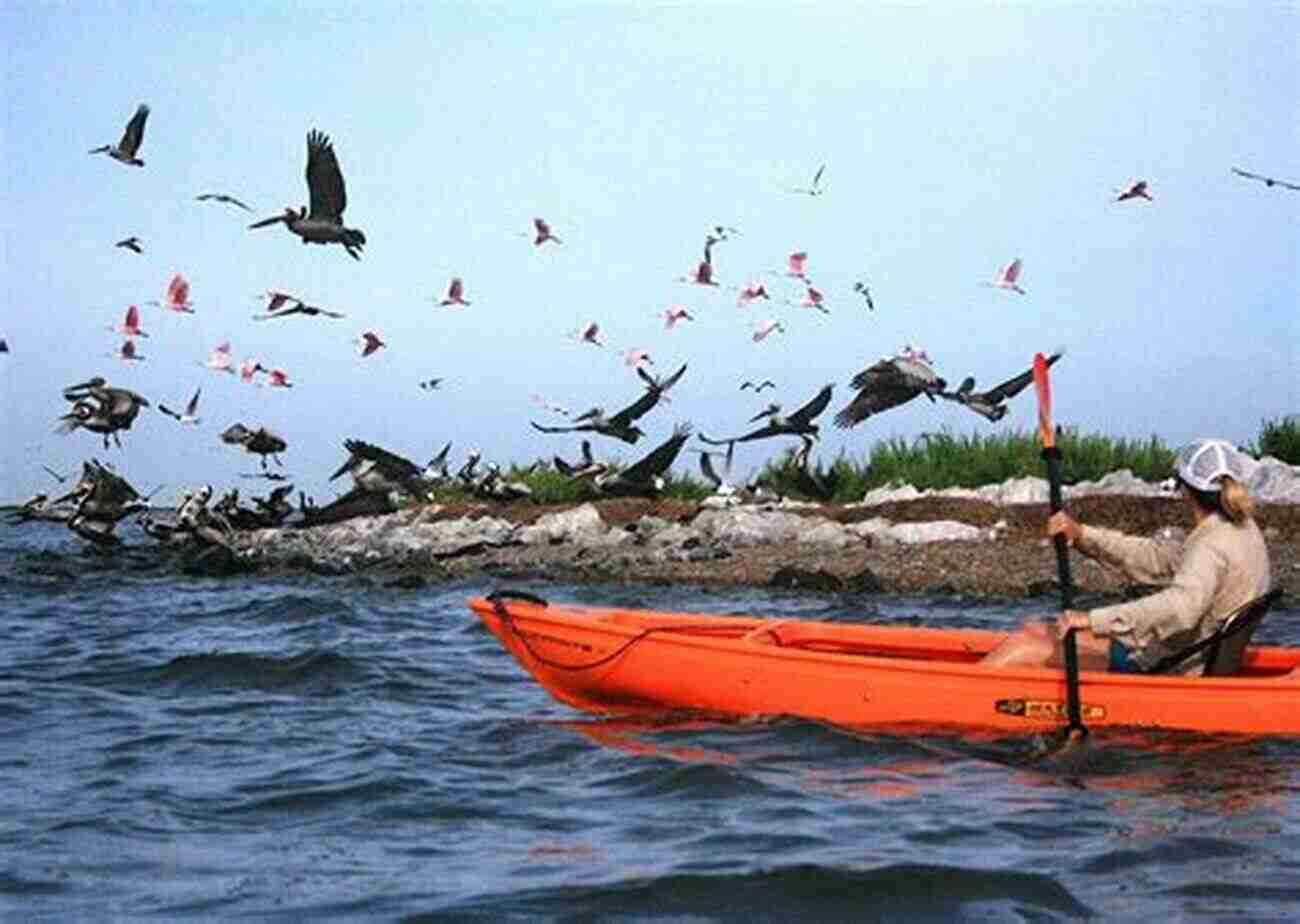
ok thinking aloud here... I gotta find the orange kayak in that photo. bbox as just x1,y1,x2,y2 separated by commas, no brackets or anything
469,593,1300,736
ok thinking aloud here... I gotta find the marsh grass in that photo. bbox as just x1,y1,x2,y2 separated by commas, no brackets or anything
423,420,1290,505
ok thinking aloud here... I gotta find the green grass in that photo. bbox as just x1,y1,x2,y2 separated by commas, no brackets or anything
421,419,1292,506
1249,415,1300,465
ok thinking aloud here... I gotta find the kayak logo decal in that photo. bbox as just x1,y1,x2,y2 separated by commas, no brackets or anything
995,698,1106,721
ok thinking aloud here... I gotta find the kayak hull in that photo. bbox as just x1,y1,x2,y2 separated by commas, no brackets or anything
468,595,1300,736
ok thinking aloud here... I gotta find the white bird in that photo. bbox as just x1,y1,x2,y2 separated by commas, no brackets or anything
985,258,1025,294
159,387,202,425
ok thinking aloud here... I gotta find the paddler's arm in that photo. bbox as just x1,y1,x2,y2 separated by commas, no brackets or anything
1048,511,1182,585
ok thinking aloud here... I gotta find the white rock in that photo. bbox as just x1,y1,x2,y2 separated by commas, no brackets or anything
516,503,605,545
692,509,817,546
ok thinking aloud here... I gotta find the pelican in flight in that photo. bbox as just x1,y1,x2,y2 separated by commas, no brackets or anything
588,423,693,497
531,381,670,445
89,104,149,166
939,351,1063,422
249,130,366,260
57,377,150,448
701,384,834,445
834,346,946,429
221,424,288,470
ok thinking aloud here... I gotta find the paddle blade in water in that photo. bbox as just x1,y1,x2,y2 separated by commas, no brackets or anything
1033,352,1054,449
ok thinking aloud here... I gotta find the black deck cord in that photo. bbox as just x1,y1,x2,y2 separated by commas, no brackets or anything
1043,445,1087,740
488,591,756,673
1144,587,1283,675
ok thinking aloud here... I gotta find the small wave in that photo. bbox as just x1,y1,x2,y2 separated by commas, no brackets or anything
438,862,1094,921
152,649,365,693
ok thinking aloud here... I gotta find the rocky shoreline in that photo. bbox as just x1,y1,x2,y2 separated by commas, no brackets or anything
228,488,1300,600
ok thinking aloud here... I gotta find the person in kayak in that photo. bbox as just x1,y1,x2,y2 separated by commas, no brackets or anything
981,438,1271,675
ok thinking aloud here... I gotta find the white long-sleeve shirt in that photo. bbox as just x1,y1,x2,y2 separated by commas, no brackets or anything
1074,513,1271,674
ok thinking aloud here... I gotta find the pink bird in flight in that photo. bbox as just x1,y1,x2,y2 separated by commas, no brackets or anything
752,319,785,342
662,304,693,329
201,342,234,374
239,358,265,383
109,339,143,361
265,369,293,388
156,273,194,313
622,348,653,368
735,280,770,308
438,277,470,307
110,305,148,338
986,258,1025,294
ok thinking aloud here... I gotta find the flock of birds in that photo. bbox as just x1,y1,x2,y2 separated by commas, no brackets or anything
7,103,1297,548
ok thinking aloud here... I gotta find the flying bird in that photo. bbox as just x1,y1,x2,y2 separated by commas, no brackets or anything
254,301,344,321
834,346,947,429
785,251,809,280
701,384,834,445
589,423,693,497
985,258,1025,294
89,103,149,166
747,400,782,423
261,290,301,313
787,163,826,196
799,286,829,314
662,304,693,329
57,377,150,448
200,342,235,375
110,305,148,338
196,192,253,211
574,321,603,346
220,424,288,470
115,236,143,254
151,273,194,313
159,387,202,425
248,130,366,260
852,281,875,311
553,439,603,478
752,319,784,342
939,351,1064,422
735,280,770,307
108,339,143,362
419,378,444,391
239,358,265,383
1231,167,1300,192
42,465,68,483
357,331,386,357
0,338,7,353
622,348,653,368
740,379,775,392
1114,180,1152,202
264,369,293,388
531,383,669,444
696,442,738,496
532,217,562,245
438,277,470,307
636,362,687,403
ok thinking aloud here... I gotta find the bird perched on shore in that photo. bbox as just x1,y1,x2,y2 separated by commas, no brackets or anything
220,424,287,470
196,192,253,211
57,377,150,448
553,440,603,478
834,346,946,429
588,423,693,497
89,104,149,166
938,351,1064,422
424,441,453,481
249,130,366,260
701,384,834,445
696,442,738,497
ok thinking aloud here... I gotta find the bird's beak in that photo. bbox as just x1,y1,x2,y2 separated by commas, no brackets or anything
248,214,287,229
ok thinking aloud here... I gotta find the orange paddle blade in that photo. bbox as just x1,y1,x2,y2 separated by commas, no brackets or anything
1032,352,1054,449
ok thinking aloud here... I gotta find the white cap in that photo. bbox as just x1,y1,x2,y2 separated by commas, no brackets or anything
1174,438,1247,493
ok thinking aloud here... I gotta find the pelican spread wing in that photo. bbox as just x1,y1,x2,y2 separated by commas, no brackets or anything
306,130,348,223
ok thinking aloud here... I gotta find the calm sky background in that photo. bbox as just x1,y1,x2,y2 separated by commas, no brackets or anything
2,2,1296,506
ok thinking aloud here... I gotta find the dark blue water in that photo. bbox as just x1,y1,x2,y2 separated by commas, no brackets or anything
4,521,1299,922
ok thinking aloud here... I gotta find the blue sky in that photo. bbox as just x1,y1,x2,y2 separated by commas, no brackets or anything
2,2,1296,505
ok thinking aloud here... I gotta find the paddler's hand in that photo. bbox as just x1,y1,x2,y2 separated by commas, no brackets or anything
1046,511,1082,545
1056,610,1091,638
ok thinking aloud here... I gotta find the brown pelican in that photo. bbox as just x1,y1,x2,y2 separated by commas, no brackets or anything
456,450,482,486
474,464,533,501
57,378,150,448
56,460,145,543
700,384,834,445
89,104,149,166
115,236,143,254
196,192,253,211
554,440,604,478
1231,167,1300,191
938,351,1063,422
531,381,668,445
834,348,946,429
220,424,287,470
329,439,426,498
789,436,839,503
249,130,366,260
588,423,692,496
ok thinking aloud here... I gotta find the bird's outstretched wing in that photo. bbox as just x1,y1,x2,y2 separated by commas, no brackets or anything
978,351,1063,403
159,404,182,421
197,193,253,211
786,384,834,427
342,439,422,481
120,104,149,157
1232,167,1300,191
620,424,691,483
608,387,661,427
531,421,591,435
306,130,347,223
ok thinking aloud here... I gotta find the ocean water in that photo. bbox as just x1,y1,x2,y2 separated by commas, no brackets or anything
3,520,1299,922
